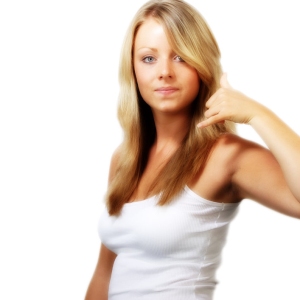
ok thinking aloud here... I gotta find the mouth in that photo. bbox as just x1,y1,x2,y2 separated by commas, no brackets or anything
155,86,179,95
155,86,178,91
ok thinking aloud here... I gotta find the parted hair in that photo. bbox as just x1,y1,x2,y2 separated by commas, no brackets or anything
106,0,235,215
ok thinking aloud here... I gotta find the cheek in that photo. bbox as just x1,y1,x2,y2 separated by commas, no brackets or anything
185,71,200,99
134,66,146,87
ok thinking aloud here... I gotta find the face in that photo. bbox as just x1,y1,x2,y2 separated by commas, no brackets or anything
133,17,200,117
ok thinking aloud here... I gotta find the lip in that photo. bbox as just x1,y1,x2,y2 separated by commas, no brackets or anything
155,86,179,95
155,86,178,91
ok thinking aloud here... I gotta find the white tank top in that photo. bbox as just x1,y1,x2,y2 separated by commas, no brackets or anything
98,186,240,300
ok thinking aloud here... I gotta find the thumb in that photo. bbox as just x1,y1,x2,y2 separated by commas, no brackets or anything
220,73,232,89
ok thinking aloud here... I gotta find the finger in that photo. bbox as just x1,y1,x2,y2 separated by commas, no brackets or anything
197,115,225,128
204,105,220,119
220,73,233,89
205,88,222,108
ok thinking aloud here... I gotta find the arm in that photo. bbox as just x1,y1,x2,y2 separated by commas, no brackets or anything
84,244,117,300
232,135,300,218
198,74,300,217
85,145,122,299
248,105,300,201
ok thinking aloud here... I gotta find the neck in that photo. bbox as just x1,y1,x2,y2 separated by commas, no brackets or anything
152,111,191,153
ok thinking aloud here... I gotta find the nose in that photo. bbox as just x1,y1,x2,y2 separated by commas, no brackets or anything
158,59,174,79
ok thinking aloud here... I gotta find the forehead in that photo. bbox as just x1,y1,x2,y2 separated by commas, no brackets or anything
134,17,170,50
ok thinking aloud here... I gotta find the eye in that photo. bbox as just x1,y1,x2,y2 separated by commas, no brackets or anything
142,56,156,63
174,55,184,62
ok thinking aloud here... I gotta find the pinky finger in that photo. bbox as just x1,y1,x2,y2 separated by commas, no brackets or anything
197,116,225,128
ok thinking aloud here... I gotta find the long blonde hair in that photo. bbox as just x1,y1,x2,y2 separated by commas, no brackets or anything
106,0,235,215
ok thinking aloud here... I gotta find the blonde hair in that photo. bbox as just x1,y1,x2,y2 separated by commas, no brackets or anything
106,0,235,215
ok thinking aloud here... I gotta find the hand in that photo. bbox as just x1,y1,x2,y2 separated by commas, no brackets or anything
197,73,263,128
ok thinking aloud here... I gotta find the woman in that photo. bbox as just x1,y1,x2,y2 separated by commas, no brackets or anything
85,0,300,299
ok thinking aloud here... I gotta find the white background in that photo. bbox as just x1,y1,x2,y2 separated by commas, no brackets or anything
0,0,299,299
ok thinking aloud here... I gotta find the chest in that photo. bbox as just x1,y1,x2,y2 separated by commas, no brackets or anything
132,157,235,204
99,190,238,258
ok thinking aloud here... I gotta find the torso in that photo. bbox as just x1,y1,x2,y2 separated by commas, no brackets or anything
99,184,240,300
129,133,247,204
129,142,178,202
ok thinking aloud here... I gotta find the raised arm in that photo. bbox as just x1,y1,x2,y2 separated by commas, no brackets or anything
198,74,300,216
248,104,300,201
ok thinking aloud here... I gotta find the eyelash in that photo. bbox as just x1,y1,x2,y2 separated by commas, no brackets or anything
142,56,156,63
142,55,184,63
175,55,184,62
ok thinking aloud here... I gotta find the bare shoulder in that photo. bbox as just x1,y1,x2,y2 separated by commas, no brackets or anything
213,132,266,152
206,133,274,200
190,133,267,203
210,133,268,169
212,133,276,183
215,134,300,218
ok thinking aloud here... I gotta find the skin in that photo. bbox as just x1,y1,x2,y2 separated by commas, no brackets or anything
134,18,200,118
85,17,300,300
131,17,201,200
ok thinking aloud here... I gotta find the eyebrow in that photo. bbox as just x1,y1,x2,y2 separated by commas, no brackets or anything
135,47,158,52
